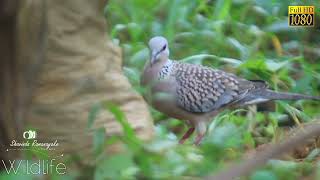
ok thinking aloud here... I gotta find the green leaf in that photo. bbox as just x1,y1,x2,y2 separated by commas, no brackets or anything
181,54,242,66
240,59,268,71
267,159,298,172
94,153,137,180
123,67,140,86
305,148,320,162
214,0,232,20
87,103,102,129
239,59,272,80
129,48,149,69
243,132,255,148
265,59,288,72
93,128,106,156
250,170,277,180
105,102,142,150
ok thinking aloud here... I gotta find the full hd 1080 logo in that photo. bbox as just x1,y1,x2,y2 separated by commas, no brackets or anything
288,6,315,27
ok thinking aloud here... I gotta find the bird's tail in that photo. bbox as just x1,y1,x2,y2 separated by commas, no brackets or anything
260,90,320,101
238,89,320,106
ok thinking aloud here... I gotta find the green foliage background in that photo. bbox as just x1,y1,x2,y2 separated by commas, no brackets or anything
1,0,319,180
102,0,320,179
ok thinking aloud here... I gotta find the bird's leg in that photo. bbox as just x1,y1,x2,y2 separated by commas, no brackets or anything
179,127,195,144
194,121,207,146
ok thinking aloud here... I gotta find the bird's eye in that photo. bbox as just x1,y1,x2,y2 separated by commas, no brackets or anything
161,44,167,51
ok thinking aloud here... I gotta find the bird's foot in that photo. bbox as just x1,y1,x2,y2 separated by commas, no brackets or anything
194,133,205,146
179,127,195,144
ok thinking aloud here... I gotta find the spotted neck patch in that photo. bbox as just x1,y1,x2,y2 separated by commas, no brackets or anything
158,60,174,80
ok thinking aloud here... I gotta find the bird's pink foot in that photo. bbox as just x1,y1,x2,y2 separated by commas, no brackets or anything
194,133,205,146
179,127,195,144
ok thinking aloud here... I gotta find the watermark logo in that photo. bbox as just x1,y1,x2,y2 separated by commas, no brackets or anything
1,159,66,175
2,130,66,175
288,6,315,27
23,130,37,140
6,130,59,151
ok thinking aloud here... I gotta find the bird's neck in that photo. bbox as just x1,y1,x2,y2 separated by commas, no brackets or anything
141,58,172,86
158,59,173,80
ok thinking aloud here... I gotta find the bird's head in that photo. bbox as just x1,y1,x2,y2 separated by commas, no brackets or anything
148,36,169,66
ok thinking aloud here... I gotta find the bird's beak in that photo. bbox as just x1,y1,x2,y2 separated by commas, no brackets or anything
150,50,158,66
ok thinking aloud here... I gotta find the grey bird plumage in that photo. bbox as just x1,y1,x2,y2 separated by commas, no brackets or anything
141,36,320,145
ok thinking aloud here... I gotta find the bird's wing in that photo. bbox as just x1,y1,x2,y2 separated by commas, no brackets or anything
172,63,264,113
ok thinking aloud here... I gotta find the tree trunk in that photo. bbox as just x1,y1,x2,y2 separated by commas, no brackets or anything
1,0,154,169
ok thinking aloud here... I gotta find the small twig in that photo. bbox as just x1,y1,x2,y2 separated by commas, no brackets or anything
207,121,320,180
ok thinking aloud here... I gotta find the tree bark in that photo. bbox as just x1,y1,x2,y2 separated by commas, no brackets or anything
1,0,154,169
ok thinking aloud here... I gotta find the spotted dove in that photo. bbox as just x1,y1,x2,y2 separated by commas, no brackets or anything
141,36,320,145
